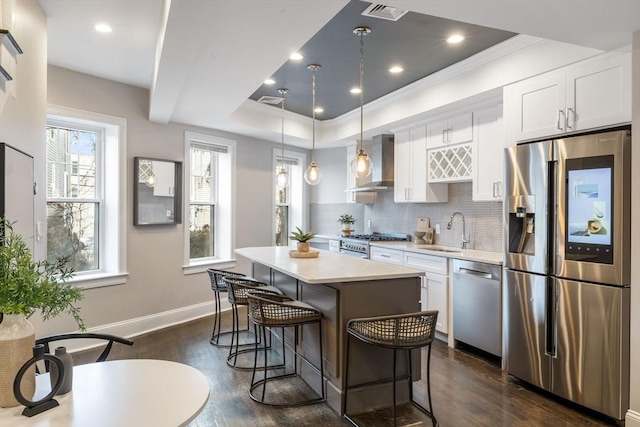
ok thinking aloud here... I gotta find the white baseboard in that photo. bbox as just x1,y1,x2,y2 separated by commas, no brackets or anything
63,300,232,353
627,409,640,427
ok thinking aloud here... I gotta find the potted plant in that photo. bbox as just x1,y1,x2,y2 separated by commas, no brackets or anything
289,227,315,253
337,214,356,235
0,218,85,407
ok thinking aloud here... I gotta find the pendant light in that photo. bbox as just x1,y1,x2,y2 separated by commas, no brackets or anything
304,64,322,185
351,26,373,179
276,88,290,189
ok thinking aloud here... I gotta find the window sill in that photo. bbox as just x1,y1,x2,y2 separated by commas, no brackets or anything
183,258,237,275
68,272,129,290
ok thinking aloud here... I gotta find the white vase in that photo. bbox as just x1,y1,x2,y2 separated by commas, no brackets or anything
0,314,36,407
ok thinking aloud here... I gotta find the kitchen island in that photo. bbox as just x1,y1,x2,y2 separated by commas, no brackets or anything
235,246,425,415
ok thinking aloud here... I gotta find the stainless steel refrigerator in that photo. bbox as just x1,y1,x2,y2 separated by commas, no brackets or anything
503,129,631,420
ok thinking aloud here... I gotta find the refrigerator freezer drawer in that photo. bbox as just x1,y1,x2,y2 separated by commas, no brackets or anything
506,269,551,391
552,279,630,420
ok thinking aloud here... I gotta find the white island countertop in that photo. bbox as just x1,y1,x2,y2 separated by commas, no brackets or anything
236,246,424,284
370,241,504,265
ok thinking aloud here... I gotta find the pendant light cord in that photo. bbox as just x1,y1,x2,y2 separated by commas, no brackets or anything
359,31,364,152
311,67,317,162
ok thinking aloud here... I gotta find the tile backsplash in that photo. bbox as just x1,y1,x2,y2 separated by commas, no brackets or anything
310,182,503,253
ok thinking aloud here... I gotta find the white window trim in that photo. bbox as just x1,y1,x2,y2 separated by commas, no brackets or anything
183,131,236,274
272,148,306,246
47,104,128,289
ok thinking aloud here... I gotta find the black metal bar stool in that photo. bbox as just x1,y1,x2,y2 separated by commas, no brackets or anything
246,289,325,407
343,310,439,427
206,269,250,347
223,276,284,370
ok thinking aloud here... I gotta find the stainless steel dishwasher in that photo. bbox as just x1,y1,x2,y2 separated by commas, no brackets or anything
452,259,502,357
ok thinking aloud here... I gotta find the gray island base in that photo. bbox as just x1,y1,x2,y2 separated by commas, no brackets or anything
235,246,425,415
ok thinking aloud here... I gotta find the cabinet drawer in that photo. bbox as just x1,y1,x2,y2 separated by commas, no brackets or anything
403,252,448,275
370,247,404,265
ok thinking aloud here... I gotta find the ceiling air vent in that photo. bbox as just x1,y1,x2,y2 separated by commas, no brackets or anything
361,4,408,21
257,95,284,105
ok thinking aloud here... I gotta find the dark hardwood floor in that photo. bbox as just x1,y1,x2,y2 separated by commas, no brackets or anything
78,312,619,427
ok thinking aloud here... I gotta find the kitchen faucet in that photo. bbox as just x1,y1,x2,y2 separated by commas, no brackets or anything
447,211,470,249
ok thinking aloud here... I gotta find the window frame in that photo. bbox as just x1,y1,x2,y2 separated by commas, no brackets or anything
183,131,236,274
272,148,305,246
46,105,128,289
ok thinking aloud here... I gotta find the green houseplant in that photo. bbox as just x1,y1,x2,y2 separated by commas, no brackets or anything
338,214,356,235
0,218,85,407
289,227,315,253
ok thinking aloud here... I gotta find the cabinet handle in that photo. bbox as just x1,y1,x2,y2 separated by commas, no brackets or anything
566,108,574,130
497,181,502,198
442,129,446,144
557,110,565,131
492,182,497,198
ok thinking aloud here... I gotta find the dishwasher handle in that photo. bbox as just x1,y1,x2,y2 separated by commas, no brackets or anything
457,267,493,280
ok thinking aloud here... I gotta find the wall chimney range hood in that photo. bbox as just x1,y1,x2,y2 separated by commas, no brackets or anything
349,134,394,192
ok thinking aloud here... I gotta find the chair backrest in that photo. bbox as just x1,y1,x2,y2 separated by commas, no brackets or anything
222,276,267,305
207,268,245,292
346,310,439,349
35,333,134,372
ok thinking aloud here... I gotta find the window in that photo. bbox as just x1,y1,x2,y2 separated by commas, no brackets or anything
185,131,235,269
46,106,127,288
273,149,304,246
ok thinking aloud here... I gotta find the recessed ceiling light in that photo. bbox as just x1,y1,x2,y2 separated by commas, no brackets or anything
289,52,304,61
94,23,112,33
447,34,465,44
350,87,361,94
389,66,404,74
314,107,324,113
264,78,276,85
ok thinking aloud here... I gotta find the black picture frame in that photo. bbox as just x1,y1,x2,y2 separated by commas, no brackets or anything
133,157,182,225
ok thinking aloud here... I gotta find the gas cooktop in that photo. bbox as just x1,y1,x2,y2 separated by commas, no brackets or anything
343,233,409,242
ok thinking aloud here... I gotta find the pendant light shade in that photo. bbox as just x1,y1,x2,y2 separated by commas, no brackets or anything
304,64,322,186
276,88,290,189
350,26,373,179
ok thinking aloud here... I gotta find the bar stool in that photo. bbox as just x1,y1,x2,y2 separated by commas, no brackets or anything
343,310,439,427
206,268,248,347
223,276,283,370
246,289,325,407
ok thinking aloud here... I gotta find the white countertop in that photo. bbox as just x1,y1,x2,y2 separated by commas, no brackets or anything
369,241,504,265
236,246,424,284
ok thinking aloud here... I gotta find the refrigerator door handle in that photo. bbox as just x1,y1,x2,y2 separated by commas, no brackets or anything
545,277,557,357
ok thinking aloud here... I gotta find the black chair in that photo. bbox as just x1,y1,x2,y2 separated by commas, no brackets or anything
246,289,325,407
35,333,133,372
343,311,439,427
223,276,283,370
207,268,249,347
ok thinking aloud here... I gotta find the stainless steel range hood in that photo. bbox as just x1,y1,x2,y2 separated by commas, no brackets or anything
350,134,394,192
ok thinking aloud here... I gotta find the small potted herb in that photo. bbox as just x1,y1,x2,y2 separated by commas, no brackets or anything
337,214,356,235
289,227,315,253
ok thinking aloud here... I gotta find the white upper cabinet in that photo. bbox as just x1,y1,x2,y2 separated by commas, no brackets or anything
394,126,448,203
426,112,473,149
504,52,631,143
473,104,505,201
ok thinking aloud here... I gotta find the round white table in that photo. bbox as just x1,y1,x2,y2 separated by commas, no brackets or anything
0,359,210,427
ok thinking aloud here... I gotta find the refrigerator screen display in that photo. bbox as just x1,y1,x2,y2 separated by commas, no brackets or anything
565,155,614,264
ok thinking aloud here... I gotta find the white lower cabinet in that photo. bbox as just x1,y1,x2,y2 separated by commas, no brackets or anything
403,252,449,335
370,246,404,265
371,247,452,340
